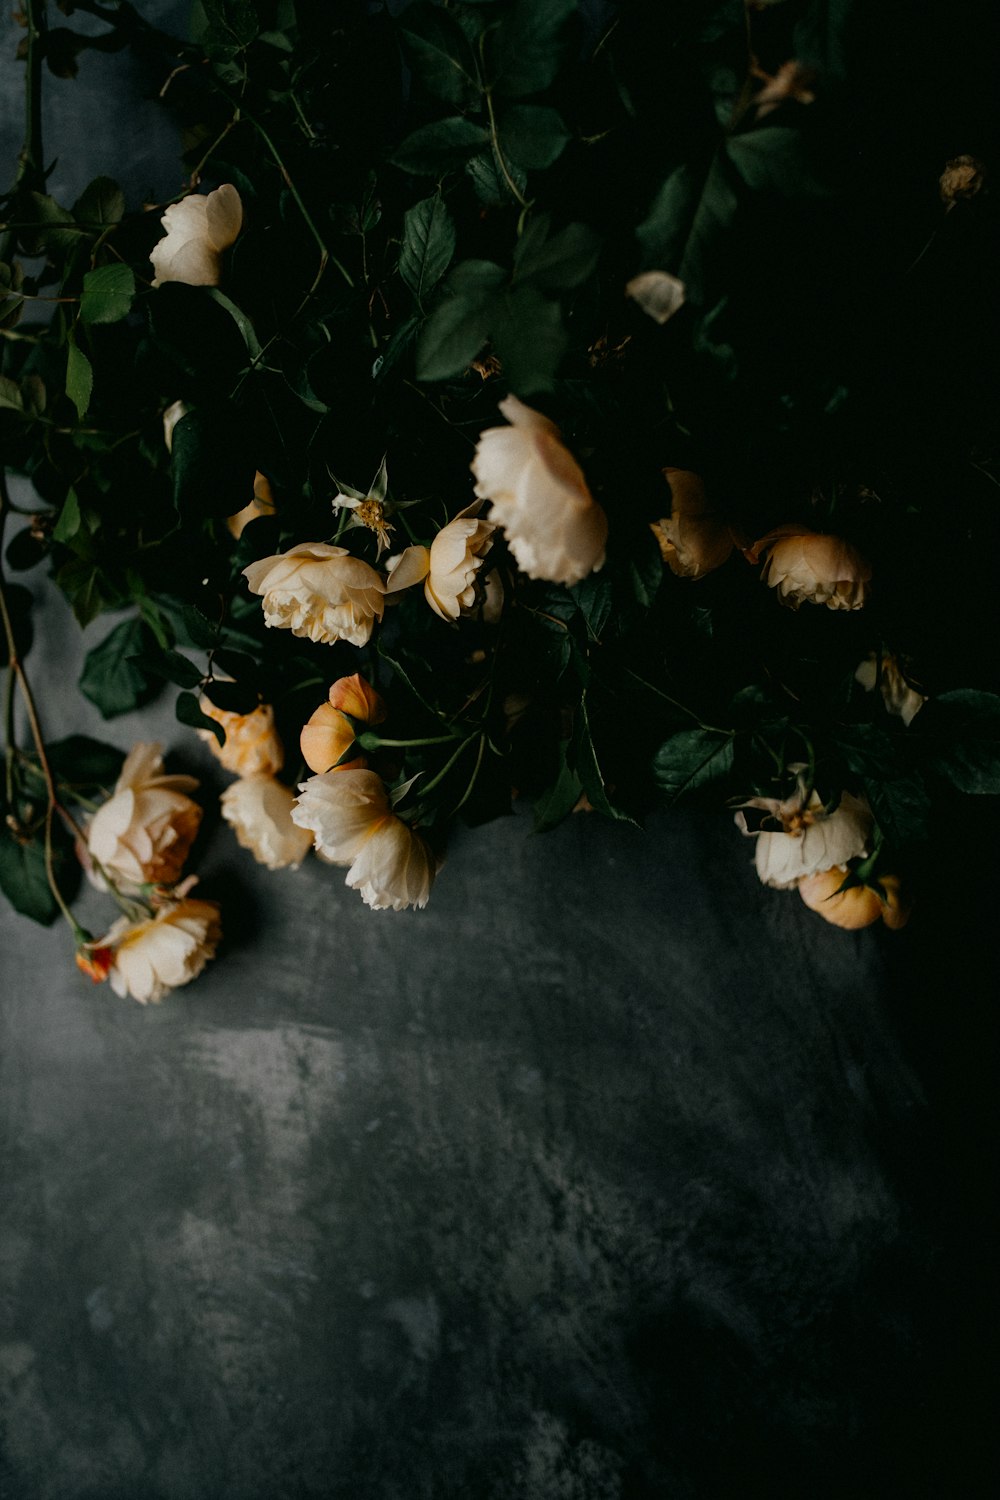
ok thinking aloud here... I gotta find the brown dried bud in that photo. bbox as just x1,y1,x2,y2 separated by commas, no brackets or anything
939,155,986,208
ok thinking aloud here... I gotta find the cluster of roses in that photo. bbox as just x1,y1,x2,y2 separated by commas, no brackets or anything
146,184,916,942
76,744,221,1003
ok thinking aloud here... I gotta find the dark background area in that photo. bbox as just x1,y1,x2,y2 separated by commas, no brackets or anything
1,4,997,1497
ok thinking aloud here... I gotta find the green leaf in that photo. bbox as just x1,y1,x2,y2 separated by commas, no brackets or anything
726,127,824,197
652,727,734,804
212,648,259,681
79,263,136,326
0,824,78,927
499,105,571,171
415,283,500,382
171,407,257,519
636,163,700,268
65,340,93,420
128,649,203,689
572,698,637,823
73,176,125,228
45,735,126,787
0,374,24,412
491,285,566,394
398,2,481,108
52,488,83,544
4,527,47,572
923,689,1000,795
19,193,79,256
204,288,262,360
176,689,225,745
203,678,260,715
513,215,601,292
0,583,32,664
865,774,932,853
179,603,221,649
465,149,527,207
80,618,161,718
389,117,490,175
533,745,583,831
491,0,577,99
627,534,663,608
399,194,457,303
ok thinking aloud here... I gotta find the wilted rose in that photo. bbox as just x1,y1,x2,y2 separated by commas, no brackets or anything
300,674,386,775
292,767,435,911
855,653,925,727
939,155,985,208
243,542,385,647
228,471,277,540
749,526,871,610
385,501,496,621
650,468,735,580
799,869,910,930
198,699,284,778
150,184,243,287
220,776,313,870
102,898,222,1004
736,785,872,889
471,396,607,587
86,742,201,891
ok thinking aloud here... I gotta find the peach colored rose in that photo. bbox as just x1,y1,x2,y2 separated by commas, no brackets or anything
799,869,910,930
292,768,435,911
86,742,201,891
228,471,277,540
220,776,313,870
385,501,497,621
300,674,386,775
855,653,925,727
102,897,222,1004
650,468,735,580
749,526,871,610
471,396,607,587
198,699,284,778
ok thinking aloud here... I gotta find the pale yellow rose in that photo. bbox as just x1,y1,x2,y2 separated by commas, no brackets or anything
86,742,201,891
749,525,871,610
736,786,872,890
855,653,925,727
292,768,435,911
300,674,386,775
150,184,243,288
799,869,910,930
471,396,607,587
197,698,284,778
243,542,385,647
385,501,497,621
650,468,734,580
228,471,277,540
103,898,222,1004
220,776,313,870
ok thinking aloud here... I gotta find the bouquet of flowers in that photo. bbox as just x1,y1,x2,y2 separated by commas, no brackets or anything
1,0,997,1001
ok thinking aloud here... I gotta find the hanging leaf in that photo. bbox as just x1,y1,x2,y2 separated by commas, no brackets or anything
498,105,571,172
399,195,457,303
65,339,93,419
389,118,490,175
176,689,225,744
652,728,734,804
80,618,162,718
0,822,79,927
73,176,125,228
490,0,577,99
397,2,481,109
79,263,136,326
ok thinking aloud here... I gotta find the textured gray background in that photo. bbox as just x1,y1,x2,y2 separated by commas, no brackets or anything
1,6,996,1498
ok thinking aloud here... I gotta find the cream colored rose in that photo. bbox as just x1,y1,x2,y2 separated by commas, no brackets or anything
292,768,435,911
650,468,734,580
150,184,243,288
300,674,386,775
197,698,284,778
799,869,910,930
471,396,607,587
736,787,872,890
87,742,201,891
855,653,925,727
228,471,277,540
750,526,871,610
385,502,497,621
625,270,686,325
243,542,385,647
220,776,313,870
103,898,222,1004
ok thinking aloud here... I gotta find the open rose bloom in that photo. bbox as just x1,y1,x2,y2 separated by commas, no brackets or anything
750,526,871,610
736,784,872,890
471,397,607,587
103,898,222,1004
385,502,497,621
650,468,735,580
220,777,313,871
243,543,385,647
198,699,285,778
292,768,435,911
86,743,201,891
149,184,243,287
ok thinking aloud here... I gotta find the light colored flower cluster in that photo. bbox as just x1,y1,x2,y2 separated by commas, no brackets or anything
199,698,312,873
471,396,608,587
735,776,909,931
150,184,243,288
79,744,221,1002
748,526,871,611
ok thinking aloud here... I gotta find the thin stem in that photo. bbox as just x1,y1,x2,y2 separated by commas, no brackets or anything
621,665,732,737
361,731,463,750
3,653,14,805
451,734,486,814
483,86,530,210
418,733,478,798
